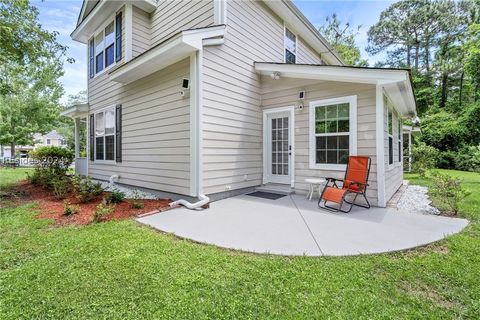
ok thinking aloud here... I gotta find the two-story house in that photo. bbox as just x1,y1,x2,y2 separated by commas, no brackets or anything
62,0,416,207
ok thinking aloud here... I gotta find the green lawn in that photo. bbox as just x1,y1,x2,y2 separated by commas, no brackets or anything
0,169,479,319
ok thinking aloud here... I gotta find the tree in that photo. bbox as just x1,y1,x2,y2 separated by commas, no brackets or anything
0,0,70,156
318,14,368,66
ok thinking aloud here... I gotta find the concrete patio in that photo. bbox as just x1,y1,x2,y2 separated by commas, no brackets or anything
137,194,469,256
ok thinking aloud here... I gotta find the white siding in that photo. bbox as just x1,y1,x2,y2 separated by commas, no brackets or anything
132,6,150,58
261,77,379,206
88,59,191,196
297,37,323,64
150,0,214,47
201,0,284,195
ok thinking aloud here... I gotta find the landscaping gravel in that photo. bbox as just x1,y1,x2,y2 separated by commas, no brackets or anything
97,181,159,200
397,185,440,215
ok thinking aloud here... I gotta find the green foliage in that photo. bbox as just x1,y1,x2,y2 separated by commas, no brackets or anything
420,111,467,151
455,145,480,172
63,200,80,216
71,175,103,203
27,146,73,191
51,177,70,200
429,171,471,215
318,14,368,66
93,203,115,223
105,189,125,204
30,146,74,170
0,0,72,155
411,141,439,177
131,189,144,209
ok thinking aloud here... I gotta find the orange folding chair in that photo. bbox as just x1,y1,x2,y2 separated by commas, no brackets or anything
318,156,371,213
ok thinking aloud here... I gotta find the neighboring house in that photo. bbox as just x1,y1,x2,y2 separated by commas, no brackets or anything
0,131,66,159
62,0,416,207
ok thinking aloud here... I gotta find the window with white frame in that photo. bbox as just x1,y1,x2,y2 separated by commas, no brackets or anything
398,117,402,163
94,21,115,74
310,96,356,168
46,139,51,145
95,108,115,161
387,109,393,165
284,27,296,64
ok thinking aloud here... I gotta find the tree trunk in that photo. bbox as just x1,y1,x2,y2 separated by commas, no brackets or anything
459,71,464,109
425,41,430,73
440,73,448,108
414,44,419,71
10,141,15,159
407,45,411,67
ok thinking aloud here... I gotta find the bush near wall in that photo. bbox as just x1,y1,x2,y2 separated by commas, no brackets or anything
28,146,74,196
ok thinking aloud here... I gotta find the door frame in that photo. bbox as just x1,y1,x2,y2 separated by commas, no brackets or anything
262,106,295,187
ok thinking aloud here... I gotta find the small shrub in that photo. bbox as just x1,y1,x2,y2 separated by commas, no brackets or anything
51,177,71,200
411,141,439,177
93,203,115,223
131,189,144,209
455,145,480,172
105,189,125,204
72,175,103,203
28,146,74,190
63,200,80,216
429,171,471,215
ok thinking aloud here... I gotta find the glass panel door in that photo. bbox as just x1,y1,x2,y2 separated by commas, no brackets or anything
267,112,290,184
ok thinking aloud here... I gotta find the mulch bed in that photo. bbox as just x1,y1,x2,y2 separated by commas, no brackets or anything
10,181,171,226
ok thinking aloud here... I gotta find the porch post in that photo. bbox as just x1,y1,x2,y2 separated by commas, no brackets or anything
74,117,80,158
408,132,412,172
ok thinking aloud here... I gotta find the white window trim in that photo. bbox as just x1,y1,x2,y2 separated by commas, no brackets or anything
396,114,403,166
89,13,119,78
386,106,394,170
93,105,116,164
283,24,297,64
309,95,357,171
262,106,295,187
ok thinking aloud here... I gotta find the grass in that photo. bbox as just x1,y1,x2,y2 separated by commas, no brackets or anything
1,168,479,319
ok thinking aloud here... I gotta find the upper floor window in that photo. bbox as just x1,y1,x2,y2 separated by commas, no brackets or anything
89,12,122,78
284,27,296,64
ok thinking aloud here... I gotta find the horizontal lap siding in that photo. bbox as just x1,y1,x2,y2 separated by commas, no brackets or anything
88,59,191,195
297,37,323,64
150,0,214,47
261,78,379,206
132,6,150,58
201,0,284,195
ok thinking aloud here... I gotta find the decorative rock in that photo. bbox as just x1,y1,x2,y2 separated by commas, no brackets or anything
96,181,158,200
397,185,440,215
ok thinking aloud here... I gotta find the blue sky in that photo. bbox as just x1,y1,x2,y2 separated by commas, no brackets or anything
32,0,393,103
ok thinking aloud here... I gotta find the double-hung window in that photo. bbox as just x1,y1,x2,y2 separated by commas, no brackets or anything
95,108,115,161
309,96,357,169
89,12,122,78
284,27,296,64
387,109,393,165
94,22,115,74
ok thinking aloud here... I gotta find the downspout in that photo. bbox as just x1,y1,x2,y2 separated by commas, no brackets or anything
173,48,210,210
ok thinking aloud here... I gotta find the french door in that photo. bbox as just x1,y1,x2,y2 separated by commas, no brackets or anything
265,111,292,184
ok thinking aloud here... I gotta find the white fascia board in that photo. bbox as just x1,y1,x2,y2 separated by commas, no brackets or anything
255,63,408,84
109,26,225,84
71,0,157,43
60,104,89,118
264,0,344,66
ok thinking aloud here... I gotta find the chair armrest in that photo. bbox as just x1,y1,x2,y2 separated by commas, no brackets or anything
347,181,369,192
325,177,343,188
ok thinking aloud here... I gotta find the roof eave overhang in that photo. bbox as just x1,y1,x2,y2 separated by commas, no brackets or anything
60,104,89,118
264,0,344,66
109,25,226,84
71,0,157,44
254,62,417,117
